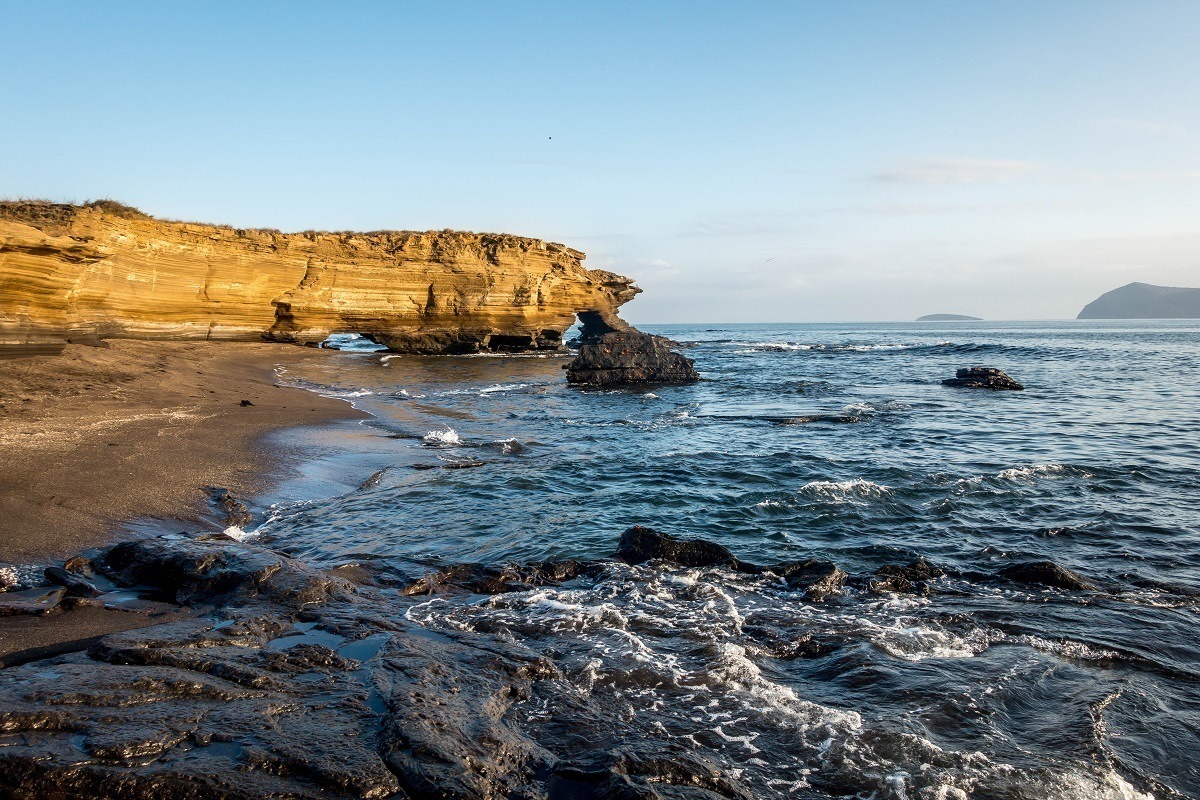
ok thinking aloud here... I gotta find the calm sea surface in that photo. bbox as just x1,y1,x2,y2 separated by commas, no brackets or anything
255,320,1200,799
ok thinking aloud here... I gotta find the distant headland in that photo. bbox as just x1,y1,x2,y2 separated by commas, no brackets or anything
1077,282,1200,319
916,314,982,321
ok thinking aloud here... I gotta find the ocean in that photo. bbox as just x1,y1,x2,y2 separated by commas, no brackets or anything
248,320,1200,798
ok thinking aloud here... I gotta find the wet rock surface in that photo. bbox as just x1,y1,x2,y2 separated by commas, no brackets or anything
615,526,737,568
0,532,1129,799
400,560,597,596
566,330,700,386
867,557,945,595
0,586,65,616
942,366,1024,390
997,560,1096,591
207,486,254,529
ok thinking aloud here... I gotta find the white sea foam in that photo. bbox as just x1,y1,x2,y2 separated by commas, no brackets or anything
996,463,1092,481
479,382,530,394
799,478,892,503
422,427,462,446
869,623,993,661
1016,635,1122,662
222,525,257,541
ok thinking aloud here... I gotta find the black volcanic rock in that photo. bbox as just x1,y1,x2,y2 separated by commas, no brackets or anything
997,561,1095,591
96,536,352,607
869,557,945,595
942,367,1024,390
768,559,847,601
1078,282,1200,319
917,314,981,321
401,560,595,595
615,526,735,567
566,329,699,386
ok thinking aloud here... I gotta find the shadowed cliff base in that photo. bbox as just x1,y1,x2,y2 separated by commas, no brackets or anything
0,201,639,355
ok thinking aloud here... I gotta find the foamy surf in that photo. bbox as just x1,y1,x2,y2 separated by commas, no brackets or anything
422,427,462,446
799,478,893,502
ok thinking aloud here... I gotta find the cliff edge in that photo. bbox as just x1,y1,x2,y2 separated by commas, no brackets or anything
0,201,639,354
1077,282,1200,320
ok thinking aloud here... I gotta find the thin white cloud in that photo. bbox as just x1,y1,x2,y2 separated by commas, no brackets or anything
874,158,1043,184
1099,117,1185,135
874,157,1200,185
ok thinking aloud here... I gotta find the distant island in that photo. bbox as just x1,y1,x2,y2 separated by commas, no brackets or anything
916,314,982,321
1077,282,1200,319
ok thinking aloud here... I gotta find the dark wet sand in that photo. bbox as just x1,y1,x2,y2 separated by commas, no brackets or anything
0,340,366,662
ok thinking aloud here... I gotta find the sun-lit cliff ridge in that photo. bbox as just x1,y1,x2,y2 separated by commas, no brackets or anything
0,201,638,354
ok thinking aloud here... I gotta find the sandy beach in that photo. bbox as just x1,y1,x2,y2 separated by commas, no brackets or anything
0,340,366,663
0,340,365,561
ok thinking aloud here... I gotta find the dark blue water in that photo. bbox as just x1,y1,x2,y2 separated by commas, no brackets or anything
258,321,1200,799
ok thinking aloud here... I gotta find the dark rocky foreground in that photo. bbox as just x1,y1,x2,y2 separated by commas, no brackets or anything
0,527,1122,800
565,330,699,386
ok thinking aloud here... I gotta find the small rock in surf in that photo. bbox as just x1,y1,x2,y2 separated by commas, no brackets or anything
614,526,735,567
942,366,1024,390
997,560,1095,590
566,329,699,386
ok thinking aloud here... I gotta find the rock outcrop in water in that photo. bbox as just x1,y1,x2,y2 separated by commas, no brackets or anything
942,366,1024,390
0,201,639,354
1077,281,1200,319
565,330,700,386
997,560,1096,591
916,314,981,321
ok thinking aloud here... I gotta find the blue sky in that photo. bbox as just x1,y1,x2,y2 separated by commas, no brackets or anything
3,1,1197,321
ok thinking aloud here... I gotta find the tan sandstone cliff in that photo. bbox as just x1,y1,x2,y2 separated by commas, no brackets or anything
0,201,638,354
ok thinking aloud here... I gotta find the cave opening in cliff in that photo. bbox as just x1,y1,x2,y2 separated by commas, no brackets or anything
320,332,389,353
571,310,620,345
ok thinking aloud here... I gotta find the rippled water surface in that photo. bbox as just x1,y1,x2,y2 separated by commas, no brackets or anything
261,321,1200,799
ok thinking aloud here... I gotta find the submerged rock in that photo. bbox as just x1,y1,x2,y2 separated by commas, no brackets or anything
942,366,1024,390
401,560,596,595
566,329,700,386
997,560,1095,591
869,557,945,595
767,559,847,601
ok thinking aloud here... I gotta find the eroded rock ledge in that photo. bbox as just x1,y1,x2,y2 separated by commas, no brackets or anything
0,201,638,354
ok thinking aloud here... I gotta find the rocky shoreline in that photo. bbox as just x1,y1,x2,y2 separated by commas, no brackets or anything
0,521,1130,800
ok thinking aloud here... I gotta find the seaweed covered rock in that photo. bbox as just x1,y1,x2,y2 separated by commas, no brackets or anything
942,367,1024,390
566,330,699,386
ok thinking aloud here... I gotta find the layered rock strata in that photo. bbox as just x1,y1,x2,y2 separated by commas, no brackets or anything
0,201,638,354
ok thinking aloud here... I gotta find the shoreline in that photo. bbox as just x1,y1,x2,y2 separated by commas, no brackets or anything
0,340,368,665
0,339,367,562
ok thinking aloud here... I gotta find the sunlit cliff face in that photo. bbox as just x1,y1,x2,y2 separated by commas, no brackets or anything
0,202,639,354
